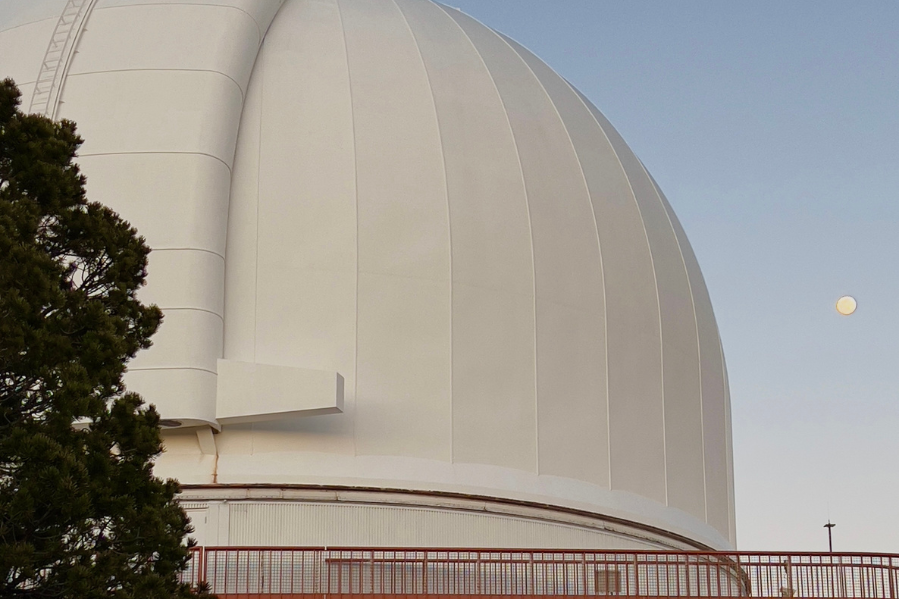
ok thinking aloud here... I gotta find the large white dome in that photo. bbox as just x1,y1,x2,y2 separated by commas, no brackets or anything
0,0,734,550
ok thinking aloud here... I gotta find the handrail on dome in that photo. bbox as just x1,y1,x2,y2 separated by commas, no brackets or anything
182,546,899,598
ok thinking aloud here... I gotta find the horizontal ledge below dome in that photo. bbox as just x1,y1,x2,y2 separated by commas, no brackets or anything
178,484,717,551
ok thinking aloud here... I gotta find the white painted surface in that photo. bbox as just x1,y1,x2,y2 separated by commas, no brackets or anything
37,0,284,427
228,502,658,549
178,488,707,550
0,0,67,33
216,360,344,424
0,19,57,84
0,0,735,549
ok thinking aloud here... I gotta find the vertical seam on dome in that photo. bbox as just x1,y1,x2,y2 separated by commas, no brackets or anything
248,24,265,454
433,3,539,475
644,167,709,524
253,35,265,367
335,0,359,458
497,33,609,489
567,88,667,504
553,79,613,491
391,0,454,463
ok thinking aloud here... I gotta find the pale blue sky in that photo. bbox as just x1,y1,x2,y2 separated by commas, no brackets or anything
444,1,899,552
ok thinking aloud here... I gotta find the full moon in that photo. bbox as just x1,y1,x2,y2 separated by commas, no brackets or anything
836,295,857,316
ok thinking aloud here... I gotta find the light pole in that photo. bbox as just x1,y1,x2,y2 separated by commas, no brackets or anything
824,520,836,552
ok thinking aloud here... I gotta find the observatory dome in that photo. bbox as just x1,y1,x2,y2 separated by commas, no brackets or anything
0,0,734,550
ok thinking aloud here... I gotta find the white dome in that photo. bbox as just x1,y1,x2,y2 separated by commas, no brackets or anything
0,0,734,549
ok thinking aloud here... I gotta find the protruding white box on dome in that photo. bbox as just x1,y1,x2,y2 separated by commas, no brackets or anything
215,360,344,425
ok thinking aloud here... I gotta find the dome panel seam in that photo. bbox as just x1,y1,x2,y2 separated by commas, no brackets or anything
564,84,666,505
334,0,360,459
390,0,454,464
433,2,539,476
496,31,610,491
644,166,708,523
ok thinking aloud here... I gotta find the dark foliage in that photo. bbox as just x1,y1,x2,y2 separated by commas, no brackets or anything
0,78,210,598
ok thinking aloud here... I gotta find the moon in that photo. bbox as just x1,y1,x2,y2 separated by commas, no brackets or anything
836,295,857,316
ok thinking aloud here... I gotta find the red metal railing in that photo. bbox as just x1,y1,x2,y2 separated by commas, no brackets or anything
184,547,899,598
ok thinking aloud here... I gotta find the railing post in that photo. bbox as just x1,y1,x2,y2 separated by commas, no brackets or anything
476,552,481,596
889,559,897,599
581,553,588,597
199,546,206,591
890,559,897,599
530,552,536,596
633,553,640,597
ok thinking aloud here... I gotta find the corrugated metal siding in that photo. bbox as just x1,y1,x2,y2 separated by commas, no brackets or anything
226,502,663,550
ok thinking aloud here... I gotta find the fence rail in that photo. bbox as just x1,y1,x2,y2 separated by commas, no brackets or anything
183,548,899,598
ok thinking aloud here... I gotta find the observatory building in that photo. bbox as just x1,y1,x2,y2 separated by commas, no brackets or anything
1,0,735,551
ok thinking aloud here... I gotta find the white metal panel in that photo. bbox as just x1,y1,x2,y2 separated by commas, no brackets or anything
563,91,667,505
450,285,537,470
158,431,215,485
491,34,614,488
49,0,282,428
636,170,707,521
58,71,243,165
233,0,358,453
130,309,222,373
650,177,732,539
192,450,731,547
342,0,450,281
226,502,666,550
94,0,284,37
70,4,260,96
221,41,263,365
340,0,452,460
394,0,532,296
599,133,702,514
183,507,209,548
252,0,356,358
216,360,344,424
77,154,232,255
141,250,225,315
392,0,538,472
127,369,217,424
440,7,606,486
0,0,66,33
0,19,56,85
355,273,452,460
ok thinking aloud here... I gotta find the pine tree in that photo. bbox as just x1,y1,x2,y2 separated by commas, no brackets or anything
0,79,209,598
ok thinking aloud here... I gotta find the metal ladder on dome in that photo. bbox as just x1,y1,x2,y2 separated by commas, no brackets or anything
28,0,98,118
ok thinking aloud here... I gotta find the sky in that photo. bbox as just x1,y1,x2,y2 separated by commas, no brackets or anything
441,1,899,553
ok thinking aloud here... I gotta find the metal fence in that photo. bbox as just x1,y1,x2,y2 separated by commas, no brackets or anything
184,547,899,598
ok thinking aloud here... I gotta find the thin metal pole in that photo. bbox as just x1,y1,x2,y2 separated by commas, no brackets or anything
825,520,836,553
